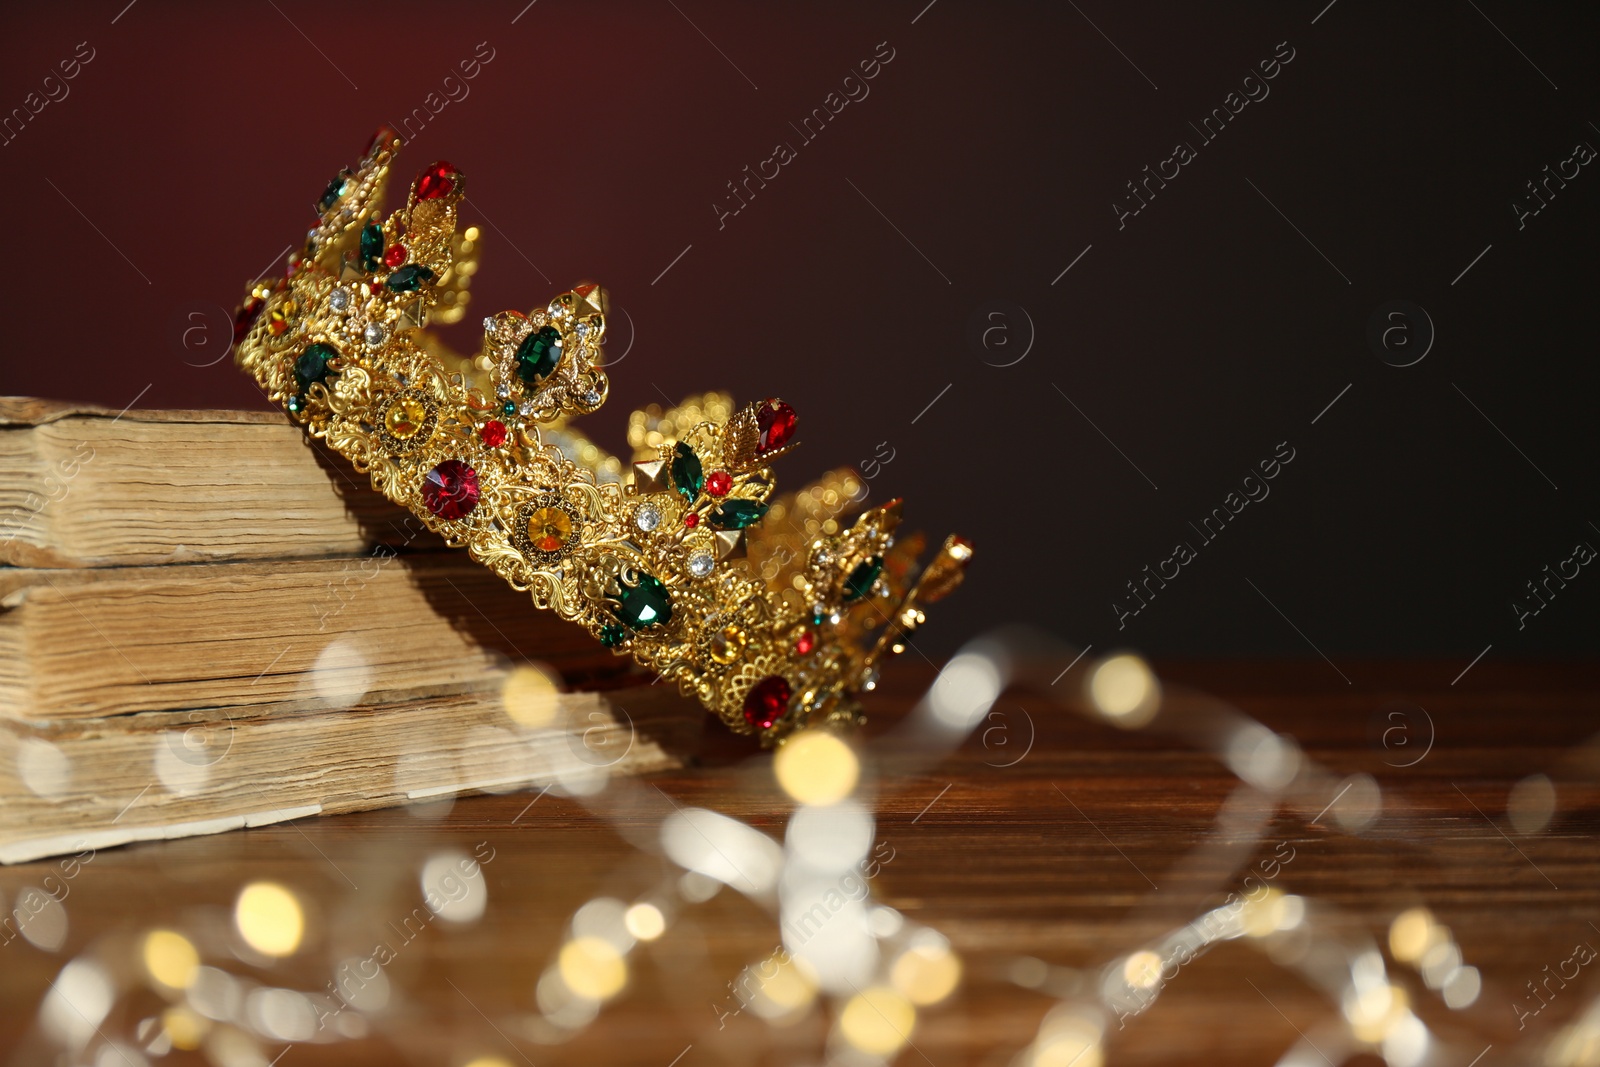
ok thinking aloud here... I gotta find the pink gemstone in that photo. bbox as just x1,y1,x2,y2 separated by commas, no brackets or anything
742,675,791,730
794,631,815,656
756,399,796,453
416,161,457,201
421,460,479,519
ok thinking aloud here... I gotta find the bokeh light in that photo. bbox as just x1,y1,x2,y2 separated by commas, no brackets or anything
143,930,200,990
839,985,915,1055
558,936,627,1001
1087,653,1159,727
891,938,962,1005
773,730,859,805
500,663,562,727
234,882,304,958
623,902,665,942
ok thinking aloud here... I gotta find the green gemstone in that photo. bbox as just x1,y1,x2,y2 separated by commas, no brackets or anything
671,441,703,501
709,498,767,530
843,556,883,602
317,175,346,213
360,222,384,271
286,393,307,414
385,264,434,292
294,343,338,390
598,622,627,648
501,401,517,417
516,326,562,384
614,573,672,629
812,610,826,627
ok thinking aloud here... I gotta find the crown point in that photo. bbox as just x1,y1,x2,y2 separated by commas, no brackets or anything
366,124,400,158
416,160,459,201
756,399,797,454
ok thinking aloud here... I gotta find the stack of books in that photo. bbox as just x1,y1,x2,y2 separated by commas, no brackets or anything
0,399,696,863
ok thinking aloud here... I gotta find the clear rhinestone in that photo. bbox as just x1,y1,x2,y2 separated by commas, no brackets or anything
329,287,351,311
482,317,495,333
862,668,880,692
578,389,601,408
688,551,715,578
363,322,385,346
635,504,661,532
575,323,589,338
495,382,512,399
518,398,536,416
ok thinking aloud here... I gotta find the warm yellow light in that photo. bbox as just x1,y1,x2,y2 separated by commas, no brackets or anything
753,955,815,1015
461,1058,514,1067
235,882,304,958
839,986,915,1055
773,730,859,806
143,929,199,990
1087,654,1159,727
623,903,665,942
558,936,627,1001
501,664,562,727
891,943,963,1005
161,1006,208,1050
1121,950,1162,990
1241,888,1289,938
1388,907,1435,964
1346,982,1408,1044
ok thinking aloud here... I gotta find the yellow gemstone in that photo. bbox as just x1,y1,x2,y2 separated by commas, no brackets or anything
528,506,573,553
384,396,428,440
710,624,745,665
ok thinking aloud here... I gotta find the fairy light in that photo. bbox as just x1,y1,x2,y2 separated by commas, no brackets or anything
839,985,915,1055
557,937,627,1001
891,938,963,1005
623,902,665,942
234,882,304,958
1087,653,1159,727
143,929,200,990
773,730,859,805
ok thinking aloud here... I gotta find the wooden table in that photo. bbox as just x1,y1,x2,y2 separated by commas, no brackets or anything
2,658,1597,1066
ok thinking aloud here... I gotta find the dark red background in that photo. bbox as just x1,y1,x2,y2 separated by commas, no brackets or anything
3,2,1596,664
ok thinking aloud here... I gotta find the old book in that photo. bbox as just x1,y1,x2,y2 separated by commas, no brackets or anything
0,554,622,723
0,398,438,568
0,398,699,863
0,681,699,864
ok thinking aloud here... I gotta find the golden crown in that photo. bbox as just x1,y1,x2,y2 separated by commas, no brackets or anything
233,127,971,742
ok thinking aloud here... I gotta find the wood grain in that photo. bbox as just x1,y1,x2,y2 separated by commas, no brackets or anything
0,659,1594,1065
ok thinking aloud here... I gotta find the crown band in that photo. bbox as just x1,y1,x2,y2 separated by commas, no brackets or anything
233,127,971,742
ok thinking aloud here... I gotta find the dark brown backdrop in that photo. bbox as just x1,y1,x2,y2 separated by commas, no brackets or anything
2,1,1596,664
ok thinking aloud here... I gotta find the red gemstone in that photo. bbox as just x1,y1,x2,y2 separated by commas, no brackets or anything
366,124,399,158
756,399,797,453
794,631,815,656
233,297,264,345
683,513,699,528
742,675,792,730
480,420,508,448
416,161,457,201
383,244,407,268
706,470,732,497
421,460,480,519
